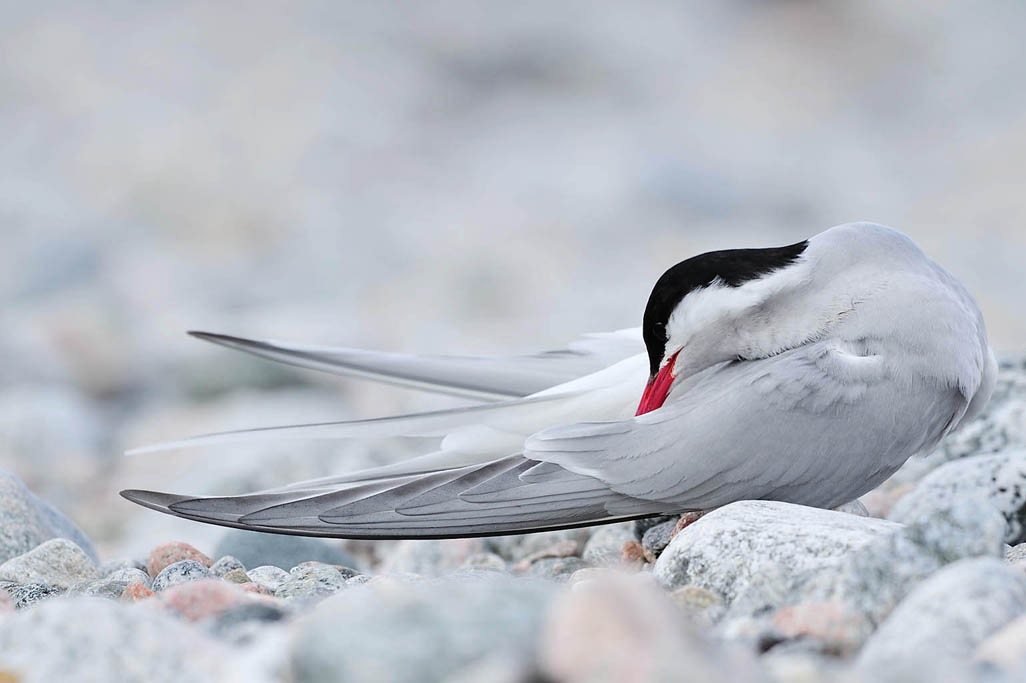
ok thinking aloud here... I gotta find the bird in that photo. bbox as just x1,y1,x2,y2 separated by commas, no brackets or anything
121,222,997,539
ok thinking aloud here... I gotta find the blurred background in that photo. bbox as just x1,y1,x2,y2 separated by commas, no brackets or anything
2,1,1025,559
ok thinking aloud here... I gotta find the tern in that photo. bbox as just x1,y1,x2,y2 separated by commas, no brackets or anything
122,223,996,538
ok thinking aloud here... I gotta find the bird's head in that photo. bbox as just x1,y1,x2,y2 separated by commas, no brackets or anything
636,240,811,415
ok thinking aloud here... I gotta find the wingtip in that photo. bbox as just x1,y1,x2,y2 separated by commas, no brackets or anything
120,489,194,512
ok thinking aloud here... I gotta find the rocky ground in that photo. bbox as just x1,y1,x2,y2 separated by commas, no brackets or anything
0,357,1023,682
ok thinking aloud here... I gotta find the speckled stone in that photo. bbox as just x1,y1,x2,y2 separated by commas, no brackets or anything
0,582,60,610
248,565,290,593
292,561,360,580
381,538,489,575
69,577,133,600
0,538,98,590
221,568,250,584
120,582,155,602
461,552,508,572
107,567,151,589
147,542,212,578
0,469,97,564
210,555,246,578
151,560,212,591
274,565,345,600
641,520,677,559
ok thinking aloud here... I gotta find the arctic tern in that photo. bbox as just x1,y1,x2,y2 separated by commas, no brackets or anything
121,222,996,538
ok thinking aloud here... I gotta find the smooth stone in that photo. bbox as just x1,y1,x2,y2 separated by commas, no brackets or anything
0,596,231,681
151,560,212,591
274,565,345,600
290,575,555,682
632,515,678,541
221,568,251,584
0,582,60,610
0,469,97,564
210,555,246,577
206,602,288,640
248,565,290,593
147,542,212,578
670,585,727,627
654,501,901,608
581,523,636,567
857,558,1026,680
213,529,357,574
525,557,590,581
975,613,1026,672
641,520,677,558
0,538,98,590
460,552,508,572
538,574,765,682
888,449,1026,544
69,577,133,600
107,567,151,588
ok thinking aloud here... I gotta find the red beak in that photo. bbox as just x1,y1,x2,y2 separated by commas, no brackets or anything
636,349,681,416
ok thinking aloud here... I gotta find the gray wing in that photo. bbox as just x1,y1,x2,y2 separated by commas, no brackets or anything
121,340,966,538
525,341,969,510
189,329,643,401
120,455,675,539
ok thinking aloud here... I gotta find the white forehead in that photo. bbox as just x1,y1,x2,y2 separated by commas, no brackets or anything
664,256,812,352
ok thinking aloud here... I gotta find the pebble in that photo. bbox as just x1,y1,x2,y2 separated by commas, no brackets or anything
205,602,289,640
147,542,213,578
771,601,873,657
975,613,1026,673
857,558,1026,679
248,565,290,593
0,596,230,681
538,573,765,683
292,561,360,580
581,523,636,567
0,582,60,610
524,557,590,581
98,558,147,576
0,538,98,590
0,469,97,564
107,567,152,588
632,515,678,541
221,568,251,584
68,577,134,600
488,528,591,563
213,529,357,573
274,565,346,600
210,555,246,577
157,578,251,621
120,582,155,602
151,560,212,591
641,520,677,559
290,576,555,682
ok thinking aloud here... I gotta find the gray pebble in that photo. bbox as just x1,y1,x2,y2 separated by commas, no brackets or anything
247,565,290,593
525,557,590,581
151,560,212,591
0,581,61,610
210,555,246,577
68,577,132,600
632,515,677,541
582,523,635,567
275,565,345,600
99,558,147,577
641,520,677,558
107,567,151,588
0,469,98,564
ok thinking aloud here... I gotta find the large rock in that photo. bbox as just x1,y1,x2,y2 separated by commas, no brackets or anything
857,558,1026,681
0,538,98,590
290,575,556,682
213,529,357,572
654,501,902,611
538,574,766,682
888,450,1026,544
0,469,96,564
655,499,1003,633
0,597,232,682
